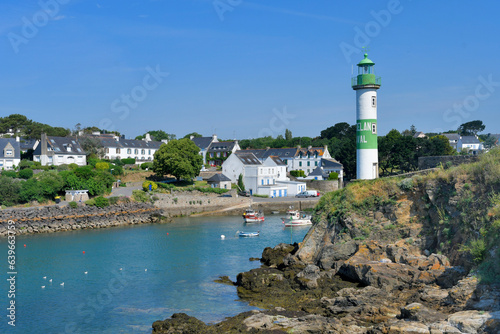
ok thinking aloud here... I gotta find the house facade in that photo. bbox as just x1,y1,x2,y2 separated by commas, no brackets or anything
206,140,241,166
206,173,232,189
222,152,305,197
236,146,333,176
0,138,21,170
457,136,483,155
96,134,164,162
443,133,460,151
191,134,218,165
33,134,86,166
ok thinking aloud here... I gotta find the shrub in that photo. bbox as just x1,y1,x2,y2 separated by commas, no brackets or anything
18,168,33,179
68,163,78,170
56,164,69,171
95,162,110,170
132,190,149,203
121,158,136,165
19,160,34,169
85,198,96,206
111,165,123,176
328,172,339,180
108,196,120,205
2,171,17,178
0,176,21,206
94,196,109,208
290,170,305,177
397,178,414,191
141,162,153,170
68,201,78,208
142,181,158,192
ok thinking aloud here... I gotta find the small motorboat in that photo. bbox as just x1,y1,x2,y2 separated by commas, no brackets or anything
237,231,260,237
282,210,312,227
242,208,265,223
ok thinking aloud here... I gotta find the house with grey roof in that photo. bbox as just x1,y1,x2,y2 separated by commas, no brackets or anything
206,139,240,166
0,138,21,170
191,134,218,165
33,134,86,166
93,133,164,162
222,152,305,197
206,173,232,189
443,133,460,151
457,135,483,155
236,145,332,176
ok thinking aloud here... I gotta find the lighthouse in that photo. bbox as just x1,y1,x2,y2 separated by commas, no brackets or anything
352,53,381,180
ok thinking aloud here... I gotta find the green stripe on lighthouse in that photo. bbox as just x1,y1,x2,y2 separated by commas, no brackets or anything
356,119,378,149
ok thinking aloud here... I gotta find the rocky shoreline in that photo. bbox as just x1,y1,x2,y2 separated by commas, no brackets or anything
152,163,500,333
0,203,165,237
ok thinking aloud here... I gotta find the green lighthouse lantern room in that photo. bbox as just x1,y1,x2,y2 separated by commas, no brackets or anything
352,53,381,88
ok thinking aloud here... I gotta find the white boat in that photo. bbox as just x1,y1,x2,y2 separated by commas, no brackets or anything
242,208,265,223
282,210,312,227
237,231,260,237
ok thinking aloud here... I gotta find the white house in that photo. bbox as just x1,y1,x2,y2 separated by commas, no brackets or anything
33,134,86,166
191,134,218,165
236,146,333,176
222,152,305,197
206,139,241,166
97,134,164,162
442,133,460,151
0,138,21,170
457,136,483,155
206,173,232,189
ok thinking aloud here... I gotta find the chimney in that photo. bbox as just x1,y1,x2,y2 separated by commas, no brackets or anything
41,133,48,155
144,133,152,142
212,134,218,142
15,136,20,142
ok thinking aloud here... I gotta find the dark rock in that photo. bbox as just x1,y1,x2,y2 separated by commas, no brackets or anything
261,243,296,268
400,302,446,323
152,313,210,333
213,276,234,286
317,240,357,270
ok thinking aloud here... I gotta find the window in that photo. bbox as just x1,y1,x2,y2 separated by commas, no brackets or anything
5,149,13,156
148,149,151,155
134,149,138,154
261,179,264,185
307,161,310,166
315,161,318,166
127,149,131,154
371,96,376,107
106,148,109,153
141,149,145,155
299,161,302,167
116,148,121,154
372,123,377,135
58,156,63,163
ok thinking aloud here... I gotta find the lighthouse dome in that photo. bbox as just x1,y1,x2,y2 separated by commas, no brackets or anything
357,53,375,66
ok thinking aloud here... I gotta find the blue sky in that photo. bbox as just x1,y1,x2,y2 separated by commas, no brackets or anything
1,0,499,140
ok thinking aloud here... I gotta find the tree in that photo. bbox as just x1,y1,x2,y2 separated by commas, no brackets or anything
402,124,417,137
458,120,485,136
79,137,104,158
237,174,245,191
285,129,292,141
183,132,202,139
328,124,357,179
0,176,21,206
320,122,351,140
153,139,203,181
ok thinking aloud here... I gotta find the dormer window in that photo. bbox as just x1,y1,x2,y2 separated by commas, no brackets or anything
5,149,13,156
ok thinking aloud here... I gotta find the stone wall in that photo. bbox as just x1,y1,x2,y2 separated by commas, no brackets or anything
418,155,479,170
154,190,252,217
0,203,163,237
303,179,339,193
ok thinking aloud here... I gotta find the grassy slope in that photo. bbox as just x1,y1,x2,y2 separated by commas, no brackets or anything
312,148,500,283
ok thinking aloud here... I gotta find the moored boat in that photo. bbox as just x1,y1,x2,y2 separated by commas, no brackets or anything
282,210,312,227
242,208,265,223
237,231,260,237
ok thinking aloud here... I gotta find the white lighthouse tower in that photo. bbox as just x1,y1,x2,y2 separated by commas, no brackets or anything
352,53,381,180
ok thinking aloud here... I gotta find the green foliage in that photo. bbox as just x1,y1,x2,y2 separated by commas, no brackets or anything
137,130,176,141
79,137,104,159
74,166,95,179
141,162,153,170
290,170,305,177
153,139,203,181
183,132,202,139
0,114,70,139
237,174,245,191
458,120,485,136
20,171,64,203
95,162,110,170
1,170,17,178
328,172,339,180
0,176,21,206
18,168,33,179
121,158,136,165
85,198,96,206
56,164,69,171
68,201,78,208
132,190,149,202
108,197,120,205
252,194,269,198
142,181,158,191
93,196,109,208
19,160,34,169
397,178,414,191
110,165,123,176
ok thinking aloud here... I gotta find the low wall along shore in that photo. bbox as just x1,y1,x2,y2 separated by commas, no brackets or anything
0,203,164,237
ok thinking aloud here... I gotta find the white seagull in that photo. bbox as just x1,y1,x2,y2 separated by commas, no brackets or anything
84,271,88,275
49,279,52,283
145,269,147,272
60,282,65,286
43,276,47,279
41,286,45,289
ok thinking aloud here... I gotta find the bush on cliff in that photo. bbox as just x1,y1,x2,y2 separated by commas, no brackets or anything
93,196,109,208
0,176,21,206
18,168,33,179
19,171,64,203
132,190,149,203
68,201,78,208
142,181,158,192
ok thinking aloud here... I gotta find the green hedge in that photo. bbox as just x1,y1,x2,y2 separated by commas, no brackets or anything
121,158,136,165
290,170,305,177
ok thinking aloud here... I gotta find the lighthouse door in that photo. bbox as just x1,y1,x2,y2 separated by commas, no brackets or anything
372,163,379,179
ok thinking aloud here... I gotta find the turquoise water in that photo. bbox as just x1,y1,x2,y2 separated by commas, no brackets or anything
0,214,310,333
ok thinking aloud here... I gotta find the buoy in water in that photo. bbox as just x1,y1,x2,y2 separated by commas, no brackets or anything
220,235,225,240
82,251,85,254
24,244,26,247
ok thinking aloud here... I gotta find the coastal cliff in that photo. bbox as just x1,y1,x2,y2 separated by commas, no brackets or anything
153,149,500,333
